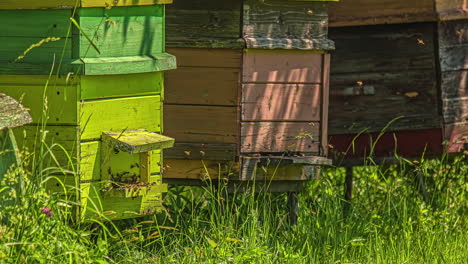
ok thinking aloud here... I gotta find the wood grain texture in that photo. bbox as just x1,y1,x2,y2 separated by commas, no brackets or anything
242,84,321,121
441,70,468,99
243,0,328,39
165,67,240,105
320,54,330,156
0,83,78,125
0,10,70,37
328,0,436,27
438,20,468,72
243,49,323,83
75,6,164,58
12,125,79,169
241,122,320,153
162,159,235,180
167,48,242,68
0,36,71,64
436,0,468,20
165,0,241,48
80,72,162,100
0,0,171,9
328,24,441,135
80,95,161,140
244,37,335,50
164,143,236,160
164,105,238,143
443,97,468,124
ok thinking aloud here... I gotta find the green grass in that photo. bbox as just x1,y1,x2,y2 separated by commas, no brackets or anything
1,147,467,263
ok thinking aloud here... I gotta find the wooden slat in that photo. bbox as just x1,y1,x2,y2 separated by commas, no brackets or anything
441,70,468,99
443,97,468,124
1,83,78,125
164,105,238,143
321,54,330,156
436,0,468,20
0,10,70,37
0,0,172,9
329,24,436,74
166,48,242,68
12,125,79,170
80,96,161,140
164,143,236,160
165,67,239,105
243,50,323,83
328,0,436,27
242,83,321,121
75,6,164,58
240,122,320,153
165,0,241,47
243,0,329,40
438,20,468,72
80,72,162,100
0,37,71,63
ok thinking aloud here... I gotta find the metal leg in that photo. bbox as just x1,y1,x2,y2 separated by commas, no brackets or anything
287,192,299,225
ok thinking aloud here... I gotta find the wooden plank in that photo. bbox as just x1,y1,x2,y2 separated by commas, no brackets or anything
12,125,79,170
75,6,164,58
0,83,78,125
80,96,161,140
243,50,323,83
243,38,335,50
75,53,176,75
444,123,468,153
164,105,238,143
442,97,468,124
162,159,235,179
328,128,444,160
240,122,320,153
0,36,71,63
320,54,330,156
441,70,468,99
102,130,174,153
165,67,239,105
240,157,318,181
328,0,436,27
329,23,436,74
242,84,321,121
166,0,241,46
164,143,236,160
0,0,171,9
243,0,329,40
436,0,468,20
80,72,162,100
81,0,172,7
0,10,70,37
438,20,468,72
166,48,242,68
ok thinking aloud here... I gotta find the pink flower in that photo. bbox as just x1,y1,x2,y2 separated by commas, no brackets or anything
41,206,52,217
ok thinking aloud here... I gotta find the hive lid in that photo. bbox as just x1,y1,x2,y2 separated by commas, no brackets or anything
102,130,174,154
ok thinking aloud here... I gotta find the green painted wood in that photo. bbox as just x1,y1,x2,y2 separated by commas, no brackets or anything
0,10,70,37
73,53,176,75
75,6,164,58
80,95,162,140
102,130,174,154
0,129,19,177
1,84,78,125
0,37,71,63
80,72,162,100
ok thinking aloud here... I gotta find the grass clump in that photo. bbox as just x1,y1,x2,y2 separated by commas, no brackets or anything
1,148,467,263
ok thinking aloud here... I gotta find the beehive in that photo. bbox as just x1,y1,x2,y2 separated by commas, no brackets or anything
163,0,336,187
0,0,175,220
326,0,468,163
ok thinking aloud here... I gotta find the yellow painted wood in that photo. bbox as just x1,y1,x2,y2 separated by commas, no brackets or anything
0,84,78,125
80,72,162,100
0,0,172,9
102,130,174,153
12,125,79,170
79,95,162,140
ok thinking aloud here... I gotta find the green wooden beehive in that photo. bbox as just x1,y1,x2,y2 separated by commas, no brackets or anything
0,0,175,220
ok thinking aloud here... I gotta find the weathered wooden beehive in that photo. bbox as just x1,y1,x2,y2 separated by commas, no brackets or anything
163,0,336,189
326,0,468,163
0,0,175,220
